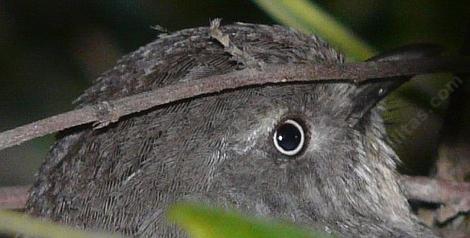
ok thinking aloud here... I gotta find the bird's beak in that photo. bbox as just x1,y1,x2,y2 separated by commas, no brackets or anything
346,44,444,126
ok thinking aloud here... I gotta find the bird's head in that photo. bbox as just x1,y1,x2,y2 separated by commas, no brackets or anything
29,23,438,237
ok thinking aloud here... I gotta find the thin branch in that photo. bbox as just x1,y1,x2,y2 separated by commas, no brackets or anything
0,57,469,152
0,185,29,209
2,175,469,213
209,18,260,67
400,175,470,222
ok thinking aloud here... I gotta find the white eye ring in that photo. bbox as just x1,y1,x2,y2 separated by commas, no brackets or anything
273,119,305,156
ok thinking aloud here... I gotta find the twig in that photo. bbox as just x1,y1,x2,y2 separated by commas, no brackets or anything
0,185,30,209
400,175,470,222
209,18,260,68
2,175,469,214
0,57,469,152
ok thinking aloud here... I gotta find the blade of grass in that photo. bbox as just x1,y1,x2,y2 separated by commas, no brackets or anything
168,202,333,238
252,0,376,60
252,0,451,151
0,209,119,238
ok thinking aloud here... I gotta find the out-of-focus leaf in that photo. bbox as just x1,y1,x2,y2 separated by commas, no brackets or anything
0,209,119,238
252,0,375,60
168,202,333,238
252,0,459,162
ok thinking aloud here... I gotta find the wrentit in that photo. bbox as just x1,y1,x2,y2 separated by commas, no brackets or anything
26,23,438,237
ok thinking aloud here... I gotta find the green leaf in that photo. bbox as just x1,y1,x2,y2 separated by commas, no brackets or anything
0,209,120,238
252,0,457,154
168,202,333,238
252,0,375,60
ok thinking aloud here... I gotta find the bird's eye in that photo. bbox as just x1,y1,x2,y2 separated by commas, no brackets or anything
273,119,305,156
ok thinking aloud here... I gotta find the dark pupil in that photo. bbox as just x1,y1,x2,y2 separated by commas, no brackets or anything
276,123,301,151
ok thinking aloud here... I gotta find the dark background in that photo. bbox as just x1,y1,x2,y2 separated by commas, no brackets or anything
0,0,469,186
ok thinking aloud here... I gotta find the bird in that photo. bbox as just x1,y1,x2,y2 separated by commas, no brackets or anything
25,22,438,237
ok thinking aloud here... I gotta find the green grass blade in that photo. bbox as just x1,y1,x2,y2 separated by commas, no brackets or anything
168,202,333,238
253,0,375,60
0,209,120,238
